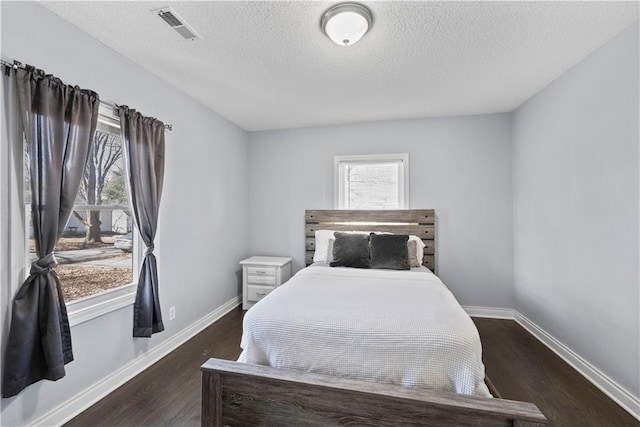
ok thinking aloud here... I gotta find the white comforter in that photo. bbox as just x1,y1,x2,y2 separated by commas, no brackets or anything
239,264,491,397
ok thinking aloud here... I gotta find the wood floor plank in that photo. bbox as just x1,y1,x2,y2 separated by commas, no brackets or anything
65,308,638,426
473,318,639,427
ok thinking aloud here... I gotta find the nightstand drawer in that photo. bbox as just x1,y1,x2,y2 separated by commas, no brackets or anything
247,266,276,277
247,285,274,302
247,274,276,285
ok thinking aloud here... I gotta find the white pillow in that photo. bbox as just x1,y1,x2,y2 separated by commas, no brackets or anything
409,235,426,264
313,230,336,263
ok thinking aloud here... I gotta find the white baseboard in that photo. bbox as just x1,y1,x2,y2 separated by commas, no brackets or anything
32,296,242,427
463,305,515,319
514,311,640,421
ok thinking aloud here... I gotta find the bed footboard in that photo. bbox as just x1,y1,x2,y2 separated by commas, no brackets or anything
201,358,547,426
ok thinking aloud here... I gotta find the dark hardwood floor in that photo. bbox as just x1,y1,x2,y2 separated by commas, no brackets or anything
65,307,638,426
473,318,638,427
65,307,244,427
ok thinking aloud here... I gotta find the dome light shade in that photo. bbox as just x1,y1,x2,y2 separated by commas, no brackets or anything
321,3,373,46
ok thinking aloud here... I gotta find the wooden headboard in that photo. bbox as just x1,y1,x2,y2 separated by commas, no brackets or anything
305,209,436,272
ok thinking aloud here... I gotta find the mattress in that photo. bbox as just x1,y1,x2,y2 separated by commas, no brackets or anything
238,263,491,397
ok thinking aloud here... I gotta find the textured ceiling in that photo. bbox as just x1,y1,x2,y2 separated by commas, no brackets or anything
41,1,638,131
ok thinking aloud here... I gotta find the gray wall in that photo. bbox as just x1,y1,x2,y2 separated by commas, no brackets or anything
0,2,249,425
248,114,514,308
512,22,639,397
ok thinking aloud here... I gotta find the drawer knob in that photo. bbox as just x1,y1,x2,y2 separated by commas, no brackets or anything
256,293,266,297
256,270,266,274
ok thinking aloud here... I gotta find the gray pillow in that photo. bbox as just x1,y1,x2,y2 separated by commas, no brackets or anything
326,238,335,263
370,233,410,270
330,232,371,269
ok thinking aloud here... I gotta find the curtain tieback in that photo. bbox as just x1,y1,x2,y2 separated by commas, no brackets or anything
30,253,58,275
144,244,155,257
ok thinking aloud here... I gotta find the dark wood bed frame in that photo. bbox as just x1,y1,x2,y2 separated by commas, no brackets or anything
201,358,547,426
201,210,547,426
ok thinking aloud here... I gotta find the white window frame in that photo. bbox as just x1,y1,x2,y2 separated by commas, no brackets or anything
2,93,140,327
66,103,141,326
334,153,410,209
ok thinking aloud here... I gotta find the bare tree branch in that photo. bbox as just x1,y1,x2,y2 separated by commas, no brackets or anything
80,131,124,243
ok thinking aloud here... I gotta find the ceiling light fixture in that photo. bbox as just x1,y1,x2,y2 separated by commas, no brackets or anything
321,3,373,46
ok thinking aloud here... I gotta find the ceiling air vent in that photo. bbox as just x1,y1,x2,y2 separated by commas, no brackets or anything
152,7,201,41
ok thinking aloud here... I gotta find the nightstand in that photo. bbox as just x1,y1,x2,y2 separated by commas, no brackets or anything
240,256,292,310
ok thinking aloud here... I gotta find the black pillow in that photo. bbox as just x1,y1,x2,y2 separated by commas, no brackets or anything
330,232,371,269
369,233,410,270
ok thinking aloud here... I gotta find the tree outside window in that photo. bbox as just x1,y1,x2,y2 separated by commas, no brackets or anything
25,123,135,302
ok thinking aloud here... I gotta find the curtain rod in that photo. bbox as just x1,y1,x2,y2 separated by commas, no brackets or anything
101,101,173,131
1,58,173,132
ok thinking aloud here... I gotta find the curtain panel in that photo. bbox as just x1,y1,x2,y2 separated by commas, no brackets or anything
118,106,165,338
2,68,99,398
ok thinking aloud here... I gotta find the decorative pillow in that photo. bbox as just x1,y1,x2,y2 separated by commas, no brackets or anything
330,232,371,269
369,233,410,270
407,239,420,268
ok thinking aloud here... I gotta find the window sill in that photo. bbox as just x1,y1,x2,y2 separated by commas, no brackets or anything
67,283,137,327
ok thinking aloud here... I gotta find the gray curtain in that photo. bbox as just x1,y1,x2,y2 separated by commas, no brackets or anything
118,106,165,338
2,68,99,398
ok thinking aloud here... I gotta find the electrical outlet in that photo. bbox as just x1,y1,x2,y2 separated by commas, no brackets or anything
169,306,175,321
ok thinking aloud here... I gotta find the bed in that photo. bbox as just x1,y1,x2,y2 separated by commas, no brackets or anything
239,264,490,397
201,210,547,426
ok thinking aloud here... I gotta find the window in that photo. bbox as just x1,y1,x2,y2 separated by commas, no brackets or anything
334,154,409,209
20,102,139,324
